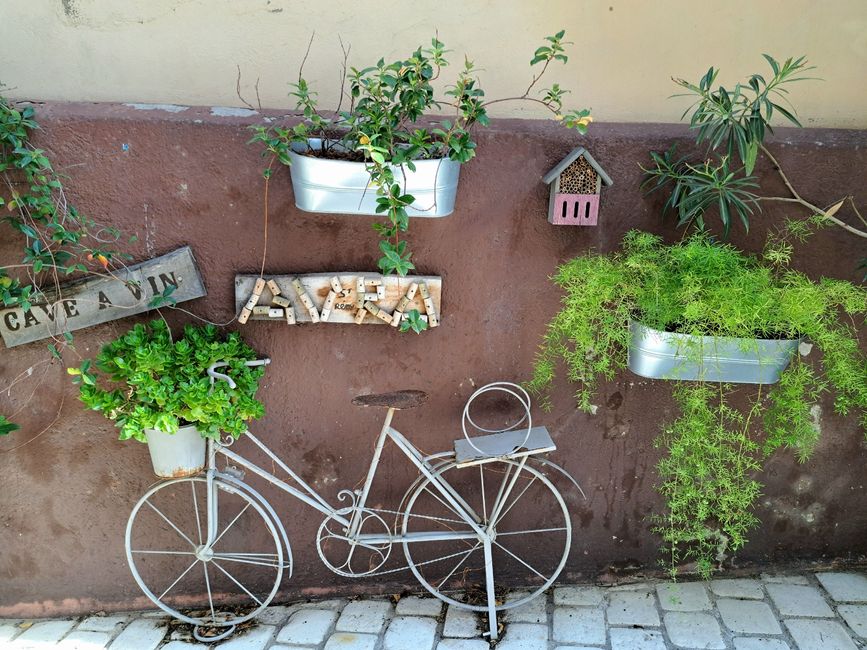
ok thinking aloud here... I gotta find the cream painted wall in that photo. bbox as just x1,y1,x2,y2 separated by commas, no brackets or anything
2,0,866,127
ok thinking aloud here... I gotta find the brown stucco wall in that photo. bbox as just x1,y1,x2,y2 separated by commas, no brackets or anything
0,103,865,617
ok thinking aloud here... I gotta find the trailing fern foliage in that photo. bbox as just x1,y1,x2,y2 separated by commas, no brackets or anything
529,230,866,576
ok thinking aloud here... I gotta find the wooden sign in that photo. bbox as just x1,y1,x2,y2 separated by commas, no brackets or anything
234,273,442,326
0,246,207,348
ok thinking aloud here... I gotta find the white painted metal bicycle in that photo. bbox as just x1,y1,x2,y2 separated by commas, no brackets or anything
125,359,584,641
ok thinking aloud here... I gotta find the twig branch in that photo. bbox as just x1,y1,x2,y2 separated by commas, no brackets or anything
760,144,867,240
235,65,256,110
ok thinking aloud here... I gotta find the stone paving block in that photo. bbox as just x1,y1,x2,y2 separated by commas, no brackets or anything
710,578,764,599
77,615,129,633
552,606,606,645
442,607,478,638
335,600,392,634
610,626,667,650
107,618,167,650
504,590,547,623
294,599,346,611
816,572,867,602
161,642,209,650
761,573,809,585
0,620,23,642
766,583,835,617
837,604,867,638
436,639,490,650
57,630,113,649
217,625,276,649
717,598,782,635
663,611,725,649
277,609,338,645
395,596,443,617
495,641,549,650
553,648,609,650
12,619,78,646
325,631,378,650
733,638,792,650
607,590,660,627
502,623,548,641
554,585,604,607
786,619,858,650
383,616,438,650
656,582,712,611
256,605,295,625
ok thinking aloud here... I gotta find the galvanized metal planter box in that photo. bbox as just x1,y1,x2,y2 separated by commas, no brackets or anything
288,139,460,217
627,320,799,384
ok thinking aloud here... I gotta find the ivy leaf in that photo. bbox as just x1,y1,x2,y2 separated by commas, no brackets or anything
0,415,20,436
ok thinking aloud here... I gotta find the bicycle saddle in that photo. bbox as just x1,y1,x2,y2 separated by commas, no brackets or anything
351,390,428,410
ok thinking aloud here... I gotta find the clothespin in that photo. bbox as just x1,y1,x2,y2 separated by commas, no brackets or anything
391,282,419,327
354,308,367,324
272,295,291,308
419,282,439,328
252,305,271,316
320,290,338,322
364,300,394,324
266,279,282,297
291,278,320,323
285,305,296,325
355,277,366,309
239,277,266,324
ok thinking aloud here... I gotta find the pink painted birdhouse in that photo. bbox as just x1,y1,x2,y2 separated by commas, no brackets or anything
543,148,613,226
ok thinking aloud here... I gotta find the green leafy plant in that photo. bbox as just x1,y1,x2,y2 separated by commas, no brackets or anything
71,320,266,442
398,308,428,334
0,90,150,432
529,230,866,576
642,55,867,248
250,31,592,275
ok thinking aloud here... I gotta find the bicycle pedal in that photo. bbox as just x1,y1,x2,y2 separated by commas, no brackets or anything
222,466,246,480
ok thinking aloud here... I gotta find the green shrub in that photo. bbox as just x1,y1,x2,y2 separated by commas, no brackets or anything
71,320,265,442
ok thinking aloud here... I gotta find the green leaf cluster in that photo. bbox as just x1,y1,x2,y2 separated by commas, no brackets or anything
71,320,266,443
250,32,591,276
0,94,134,312
642,54,814,234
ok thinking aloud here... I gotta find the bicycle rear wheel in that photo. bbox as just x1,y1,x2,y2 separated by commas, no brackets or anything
401,459,571,612
125,477,284,626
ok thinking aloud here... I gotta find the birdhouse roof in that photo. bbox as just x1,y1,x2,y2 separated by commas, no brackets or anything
542,147,614,187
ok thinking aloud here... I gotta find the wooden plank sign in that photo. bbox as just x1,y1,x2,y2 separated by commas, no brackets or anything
234,273,442,326
0,246,207,348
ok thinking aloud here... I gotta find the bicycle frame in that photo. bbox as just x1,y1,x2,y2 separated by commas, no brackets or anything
200,406,509,552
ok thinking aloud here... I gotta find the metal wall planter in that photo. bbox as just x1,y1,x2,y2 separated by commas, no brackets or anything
627,320,799,384
288,139,461,217
144,424,206,478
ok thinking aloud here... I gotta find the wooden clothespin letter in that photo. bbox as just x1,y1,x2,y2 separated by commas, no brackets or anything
272,295,291,308
364,300,393,324
252,305,271,316
239,277,266,324
285,305,296,325
354,308,367,324
419,282,439,328
395,282,419,314
355,277,366,309
268,307,284,318
330,276,343,295
291,278,320,323
320,290,338,322
266,279,282,297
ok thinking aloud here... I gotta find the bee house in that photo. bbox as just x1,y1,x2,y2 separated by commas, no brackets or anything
543,147,613,226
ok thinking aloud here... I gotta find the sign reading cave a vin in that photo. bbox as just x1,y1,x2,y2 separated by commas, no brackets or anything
0,246,206,348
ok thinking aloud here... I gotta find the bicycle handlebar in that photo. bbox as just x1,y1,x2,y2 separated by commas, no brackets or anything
207,358,271,390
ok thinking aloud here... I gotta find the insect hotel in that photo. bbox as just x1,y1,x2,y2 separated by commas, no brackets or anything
543,147,613,226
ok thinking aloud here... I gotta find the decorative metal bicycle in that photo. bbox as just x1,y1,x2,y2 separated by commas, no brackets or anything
125,360,584,641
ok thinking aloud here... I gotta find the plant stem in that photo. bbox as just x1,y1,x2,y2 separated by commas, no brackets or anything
760,145,867,239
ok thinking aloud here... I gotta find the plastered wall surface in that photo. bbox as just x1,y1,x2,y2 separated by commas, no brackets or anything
0,103,865,616
1,0,867,127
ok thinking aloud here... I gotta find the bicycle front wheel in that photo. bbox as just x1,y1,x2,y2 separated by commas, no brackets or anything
125,477,284,626
402,459,571,612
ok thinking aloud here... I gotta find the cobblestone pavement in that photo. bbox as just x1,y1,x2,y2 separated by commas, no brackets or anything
2,571,866,649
